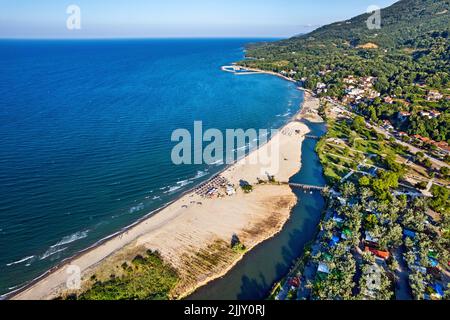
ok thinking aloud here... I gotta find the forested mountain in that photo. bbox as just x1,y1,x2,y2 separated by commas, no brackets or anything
246,0,449,53
294,0,449,47
240,0,449,144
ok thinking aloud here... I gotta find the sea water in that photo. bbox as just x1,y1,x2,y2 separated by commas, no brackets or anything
0,39,303,295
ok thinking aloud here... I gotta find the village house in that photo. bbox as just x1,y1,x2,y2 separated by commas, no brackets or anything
397,111,411,122
316,82,327,89
361,76,376,89
430,110,441,118
419,111,432,119
398,131,409,138
342,96,353,104
347,88,364,97
426,90,443,101
412,134,431,144
433,141,450,155
383,96,394,104
316,82,328,94
420,110,441,119
343,75,357,84
366,89,381,99
411,135,449,154
365,246,390,260
382,120,394,131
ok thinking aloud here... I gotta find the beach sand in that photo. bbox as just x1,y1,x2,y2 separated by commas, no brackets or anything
11,92,321,300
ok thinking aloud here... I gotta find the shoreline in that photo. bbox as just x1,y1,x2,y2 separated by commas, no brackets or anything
6,72,321,301
224,64,313,91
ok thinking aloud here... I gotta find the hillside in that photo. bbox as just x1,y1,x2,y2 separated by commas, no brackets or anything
242,0,450,301
240,0,449,145
246,0,449,52
295,0,449,47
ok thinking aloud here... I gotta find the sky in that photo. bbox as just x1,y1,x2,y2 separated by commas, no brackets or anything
0,0,399,39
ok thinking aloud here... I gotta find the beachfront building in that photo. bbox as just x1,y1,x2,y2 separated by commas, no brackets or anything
226,185,236,196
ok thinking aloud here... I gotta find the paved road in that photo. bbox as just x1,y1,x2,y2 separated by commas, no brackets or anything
393,247,413,300
369,124,449,170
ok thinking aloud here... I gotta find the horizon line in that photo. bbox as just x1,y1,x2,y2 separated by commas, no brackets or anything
0,35,293,41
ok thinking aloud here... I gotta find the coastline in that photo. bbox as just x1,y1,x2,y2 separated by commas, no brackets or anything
224,64,312,90
7,75,322,301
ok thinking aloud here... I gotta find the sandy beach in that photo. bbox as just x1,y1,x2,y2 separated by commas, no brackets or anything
10,90,322,300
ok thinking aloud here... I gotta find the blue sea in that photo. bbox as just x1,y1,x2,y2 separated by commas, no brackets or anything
0,39,304,295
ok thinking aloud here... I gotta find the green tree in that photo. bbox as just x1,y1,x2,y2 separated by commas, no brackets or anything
409,271,427,300
340,182,357,199
352,116,366,133
359,176,371,187
429,185,449,214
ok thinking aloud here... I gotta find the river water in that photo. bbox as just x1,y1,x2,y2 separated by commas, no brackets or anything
189,120,327,300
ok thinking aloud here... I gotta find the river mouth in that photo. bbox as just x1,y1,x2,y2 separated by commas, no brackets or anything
187,120,327,300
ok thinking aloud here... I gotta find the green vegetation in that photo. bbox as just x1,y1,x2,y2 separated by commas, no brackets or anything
241,184,254,193
263,0,449,301
317,115,407,190
77,250,179,300
429,185,450,214
307,176,448,300
231,242,247,254
304,91,448,300
240,0,449,145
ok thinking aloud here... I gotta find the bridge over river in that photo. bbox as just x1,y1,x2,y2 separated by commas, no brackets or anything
287,182,325,191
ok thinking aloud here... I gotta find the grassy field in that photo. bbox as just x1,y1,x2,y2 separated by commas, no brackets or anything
316,113,410,185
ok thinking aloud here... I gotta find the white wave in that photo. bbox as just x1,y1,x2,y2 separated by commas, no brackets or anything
50,230,89,248
192,170,208,180
8,285,20,290
40,247,67,260
210,159,224,165
129,203,145,214
152,195,161,200
6,255,35,267
164,185,182,193
164,180,193,194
